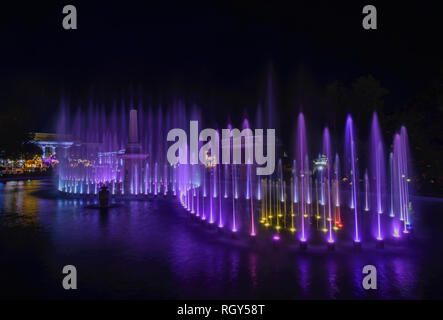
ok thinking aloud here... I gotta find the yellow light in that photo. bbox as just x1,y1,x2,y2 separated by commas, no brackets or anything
333,226,339,231
265,223,270,227
290,228,296,233
276,226,281,230
322,228,328,233
316,215,321,219
303,214,308,218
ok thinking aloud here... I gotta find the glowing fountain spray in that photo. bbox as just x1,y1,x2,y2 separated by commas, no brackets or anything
333,154,342,228
345,115,360,247
370,112,386,248
322,127,334,249
389,152,395,218
364,170,370,212
55,94,417,251
393,127,412,236
249,172,256,237
296,113,309,249
291,159,298,232
224,164,229,198
231,163,237,233
202,168,207,221
217,164,223,228
209,169,214,224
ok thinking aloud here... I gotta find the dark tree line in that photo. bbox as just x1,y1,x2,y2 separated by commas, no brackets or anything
325,74,442,195
386,78,443,194
0,107,42,160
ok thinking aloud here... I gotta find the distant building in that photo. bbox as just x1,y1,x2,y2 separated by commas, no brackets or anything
31,132,74,161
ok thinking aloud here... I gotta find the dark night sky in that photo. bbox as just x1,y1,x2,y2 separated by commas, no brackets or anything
0,0,442,132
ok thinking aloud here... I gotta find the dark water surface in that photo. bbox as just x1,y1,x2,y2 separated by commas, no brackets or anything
1,179,442,299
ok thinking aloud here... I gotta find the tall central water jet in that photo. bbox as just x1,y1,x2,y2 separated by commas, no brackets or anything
393,127,412,235
322,127,334,247
120,109,149,194
333,154,342,228
345,115,360,245
296,113,309,247
370,112,386,246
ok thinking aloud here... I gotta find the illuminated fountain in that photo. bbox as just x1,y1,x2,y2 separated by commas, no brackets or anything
56,99,190,197
333,154,342,229
56,97,415,251
392,127,413,236
370,112,387,248
120,109,148,195
364,170,370,212
345,115,361,248
296,113,309,249
322,127,335,249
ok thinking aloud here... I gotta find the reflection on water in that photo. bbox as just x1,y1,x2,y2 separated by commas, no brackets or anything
0,179,442,299
326,258,338,299
1,180,40,226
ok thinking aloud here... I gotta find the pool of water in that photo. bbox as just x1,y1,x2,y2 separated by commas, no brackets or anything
0,179,442,299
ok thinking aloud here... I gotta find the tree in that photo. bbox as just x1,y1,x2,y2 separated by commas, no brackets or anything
388,78,443,193
0,107,41,160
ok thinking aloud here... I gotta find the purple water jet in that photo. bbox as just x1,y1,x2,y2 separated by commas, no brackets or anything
322,127,334,244
370,112,387,242
296,113,309,243
345,115,360,244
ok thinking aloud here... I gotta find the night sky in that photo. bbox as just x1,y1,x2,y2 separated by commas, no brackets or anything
0,0,442,132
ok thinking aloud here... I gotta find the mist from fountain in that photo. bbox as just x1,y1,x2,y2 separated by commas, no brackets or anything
322,127,334,244
56,90,415,249
370,112,387,241
296,113,309,243
345,115,360,244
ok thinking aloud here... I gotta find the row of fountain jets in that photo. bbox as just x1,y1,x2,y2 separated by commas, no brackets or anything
57,102,413,248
